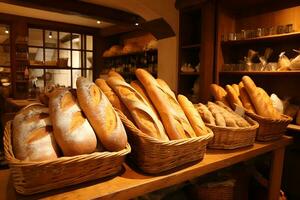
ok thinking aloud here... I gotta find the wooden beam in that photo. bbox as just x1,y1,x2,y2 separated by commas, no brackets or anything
1,0,145,25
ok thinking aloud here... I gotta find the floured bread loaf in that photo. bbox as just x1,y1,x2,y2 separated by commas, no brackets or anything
76,77,127,151
195,103,216,125
49,89,97,156
13,103,58,161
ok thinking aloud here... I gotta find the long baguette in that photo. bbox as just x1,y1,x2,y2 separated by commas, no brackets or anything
210,84,230,106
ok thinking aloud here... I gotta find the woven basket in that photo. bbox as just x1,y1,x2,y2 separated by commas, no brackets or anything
196,179,235,200
246,112,292,141
115,109,214,174
4,121,131,195
207,116,259,149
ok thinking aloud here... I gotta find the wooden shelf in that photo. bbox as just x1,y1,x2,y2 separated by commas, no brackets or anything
221,31,300,45
0,136,292,200
219,71,300,76
181,43,201,49
103,49,157,59
287,124,300,132
180,71,200,75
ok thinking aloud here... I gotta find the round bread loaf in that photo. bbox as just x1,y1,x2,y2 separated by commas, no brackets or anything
76,77,127,151
49,89,97,156
12,103,58,161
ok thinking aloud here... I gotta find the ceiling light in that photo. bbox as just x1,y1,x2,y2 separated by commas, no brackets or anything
97,20,101,24
134,22,139,26
48,32,53,39
4,29,9,34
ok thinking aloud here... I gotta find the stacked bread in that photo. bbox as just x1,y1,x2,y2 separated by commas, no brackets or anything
12,77,128,161
97,69,209,140
195,101,251,128
210,76,282,119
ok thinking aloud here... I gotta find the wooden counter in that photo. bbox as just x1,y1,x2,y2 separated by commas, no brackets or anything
0,136,293,200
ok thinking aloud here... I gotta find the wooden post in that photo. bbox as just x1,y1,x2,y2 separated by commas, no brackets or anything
268,147,285,200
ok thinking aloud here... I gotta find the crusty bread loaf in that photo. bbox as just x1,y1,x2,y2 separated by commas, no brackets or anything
108,70,125,81
130,80,159,118
136,68,196,139
107,77,169,141
225,84,243,109
209,102,238,127
207,102,226,127
156,79,176,99
242,76,281,118
210,84,230,106
178,95,207,136
232,84,240,96
215,101,250,127
13,103,58,161
238,82,256,113
95,78,132,120
49,89,97,156
76,77,127,151
195,103,216,125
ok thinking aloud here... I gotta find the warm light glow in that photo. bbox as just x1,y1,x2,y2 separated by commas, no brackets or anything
4,29,9,34
97,20,101,24
134,22,139,26
48,31,52,39
73,38,80,42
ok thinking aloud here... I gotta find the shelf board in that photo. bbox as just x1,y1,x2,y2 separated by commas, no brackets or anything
219,71,300,76
221,31,300,45
181,43,201,49
287,124,300,132
103,49,157,59
180,71,200,75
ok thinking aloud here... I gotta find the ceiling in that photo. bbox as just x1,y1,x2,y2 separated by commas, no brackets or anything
0,2,112,28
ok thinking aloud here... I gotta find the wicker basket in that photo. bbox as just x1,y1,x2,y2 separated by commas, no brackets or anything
196,179,235,200
116,109,214,174
207,116,259,149
4,121,131,195
246,112,292,141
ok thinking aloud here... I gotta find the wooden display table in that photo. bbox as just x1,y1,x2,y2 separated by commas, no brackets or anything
0,136,292,200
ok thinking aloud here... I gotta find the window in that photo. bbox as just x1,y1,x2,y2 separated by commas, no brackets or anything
0,24,11,89
28,28,93,88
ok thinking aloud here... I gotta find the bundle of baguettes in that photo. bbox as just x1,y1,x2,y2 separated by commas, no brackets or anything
195,101,251,128
209,76,282,119
100,69,209,140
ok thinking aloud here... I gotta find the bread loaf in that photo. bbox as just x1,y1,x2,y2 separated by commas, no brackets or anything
136,68,196,139
238,82,256,113
76,77,127,151
210,84,230,106
242,76,281,118
232,84,240,95
107,77,169,141
225,84,243,109
108,70,125,81
157,79,176,99
49,89,97,156
207,102,226,127
95,78,132,120
13,103,58,161
178,95,207,136
130,80,159,117
209,102,237,127
195,103,216,125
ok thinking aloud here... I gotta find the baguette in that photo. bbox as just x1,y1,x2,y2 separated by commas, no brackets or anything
130,80,159,118
238,82,256,113
207,102,226,127
107,77,169,141
209,102,238,127
76,77,127,151
178,95,207,136
95,78,132,120
210,84,230,106
232,84,240,95
157,79,176,99
195,103,216,125
136,68,196,139
242,76,281,118
49,89,97,156
225,84,243,109
13,103,59,161
108,70,125,81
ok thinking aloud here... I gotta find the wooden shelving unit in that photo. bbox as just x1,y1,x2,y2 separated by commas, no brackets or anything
219,71,300,76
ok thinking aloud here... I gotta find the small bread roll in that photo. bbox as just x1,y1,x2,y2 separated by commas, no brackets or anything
136,68,196,139
238,82,256,113
195,103,216,125
225,85,243,110
13,103,58,161
178,95,207,136
107,77,168,141
210,84,230,106
108,70,125,81
49,89,97,156
76,77,127,151
95,78,132,120
242,76,281,118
